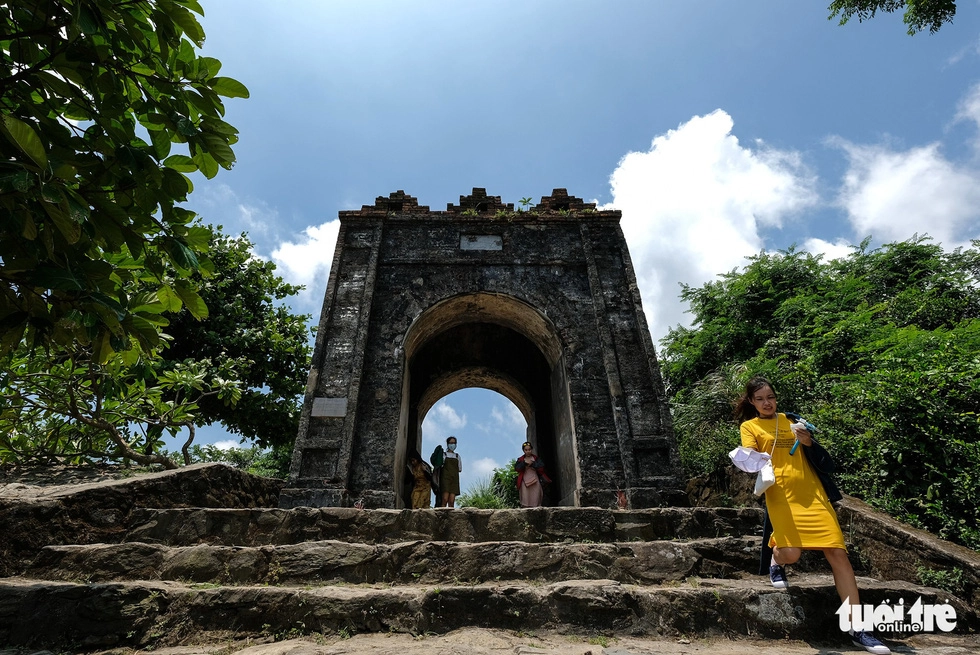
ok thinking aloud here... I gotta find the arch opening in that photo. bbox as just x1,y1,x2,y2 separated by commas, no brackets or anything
413,388,530,507
394,293,578,507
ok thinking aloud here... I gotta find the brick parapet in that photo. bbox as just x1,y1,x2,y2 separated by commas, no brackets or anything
339,188,619,221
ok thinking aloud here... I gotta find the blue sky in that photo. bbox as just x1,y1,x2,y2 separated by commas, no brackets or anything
168,1,980,497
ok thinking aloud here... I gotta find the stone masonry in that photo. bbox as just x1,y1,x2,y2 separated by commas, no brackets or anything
281,189,685,509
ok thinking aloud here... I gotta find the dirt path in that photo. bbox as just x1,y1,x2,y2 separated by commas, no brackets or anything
16,627,971,655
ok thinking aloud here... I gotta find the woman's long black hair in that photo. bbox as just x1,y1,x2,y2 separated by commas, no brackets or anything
735,376,775,422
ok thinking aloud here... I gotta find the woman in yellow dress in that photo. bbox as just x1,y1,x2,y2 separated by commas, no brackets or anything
737,376,889,655
407,454,433,509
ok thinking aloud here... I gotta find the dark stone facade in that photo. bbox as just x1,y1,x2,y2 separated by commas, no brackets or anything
281,189,684,509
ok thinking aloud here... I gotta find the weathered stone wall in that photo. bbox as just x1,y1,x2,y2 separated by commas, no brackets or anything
836,497,980,608
283,189,683,509
0,463,282,577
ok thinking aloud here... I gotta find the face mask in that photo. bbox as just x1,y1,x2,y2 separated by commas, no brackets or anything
447,443,456,452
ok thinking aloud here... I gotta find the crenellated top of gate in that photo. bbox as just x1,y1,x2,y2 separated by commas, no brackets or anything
338,188,621,221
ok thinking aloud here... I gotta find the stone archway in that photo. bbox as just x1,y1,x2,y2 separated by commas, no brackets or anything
394,292,578,507
280,188,684,509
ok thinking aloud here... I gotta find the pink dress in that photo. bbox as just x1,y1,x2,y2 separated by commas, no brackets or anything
518,461,543,507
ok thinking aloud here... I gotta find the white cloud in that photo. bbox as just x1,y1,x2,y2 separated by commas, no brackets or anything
270,220,341,312
189,183,340,315
955,81,980,144
193,183,278,238
603,109,818,342
946,34,980,67
802,237,853,262
834,139,980,247
471,456,499,479
421,400,468,449
212,440,239,451
491,403,525,429
433,401,467,429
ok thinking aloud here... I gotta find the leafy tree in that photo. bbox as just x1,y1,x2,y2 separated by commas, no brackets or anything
179,442,292,478
662,237,980,549
491,465,520,508
1,0,247,358
828,0,957,35
456,475,510,509
661,246,828,396
0,343,241,469
669,365,743,477
160,230,312,448
456,466,520,509
0,228,312,467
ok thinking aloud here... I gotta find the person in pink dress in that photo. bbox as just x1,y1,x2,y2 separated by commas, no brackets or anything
515,441,551,507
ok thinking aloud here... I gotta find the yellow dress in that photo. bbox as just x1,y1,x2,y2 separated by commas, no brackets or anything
740,413,845,550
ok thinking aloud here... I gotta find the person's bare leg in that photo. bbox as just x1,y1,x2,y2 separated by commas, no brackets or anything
825,548,860,606
446,493,456,508
772,546,801,565
440,492,450,507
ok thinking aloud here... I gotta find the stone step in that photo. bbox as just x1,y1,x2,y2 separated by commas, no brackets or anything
123,506,766,547
1,575,975,650
23,537,765,586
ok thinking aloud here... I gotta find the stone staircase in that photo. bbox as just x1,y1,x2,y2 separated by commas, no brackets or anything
1,464,977,652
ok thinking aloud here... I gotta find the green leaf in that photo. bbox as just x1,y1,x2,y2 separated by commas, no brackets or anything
210,77,250,99
149,127,172,159
0,314,28,357
191,149,219,179
163,237,201,271
93,331,115,364
175,0,206,18
166,3,206,47
122,314,162,350
130,290,167,314
89,207,124,250
201,117,239,137
21,214,38,240
201,133,236,166
176,117,197,137
37,71,81,101
30,266,86,291
91,197,130,226
65,190,91,223
164,155,198,172
41,200,82,244
90,303,125,339
0,169,31,193
78,5,102,35
91,293,127,321
198,56,222,78
156,285,183,313
183,225,212,250
161,167,190,199
2,116,48,169
174,281,209,320
41,183,63,204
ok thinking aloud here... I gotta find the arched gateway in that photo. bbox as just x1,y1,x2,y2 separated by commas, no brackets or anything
280,189,684,509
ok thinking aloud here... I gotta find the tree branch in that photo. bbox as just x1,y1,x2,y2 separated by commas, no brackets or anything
181,422,195,465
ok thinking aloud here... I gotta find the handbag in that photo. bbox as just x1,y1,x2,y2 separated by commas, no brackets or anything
753,460,775,496
753,414,779,496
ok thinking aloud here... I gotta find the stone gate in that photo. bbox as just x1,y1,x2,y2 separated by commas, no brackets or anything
280,189,684,509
